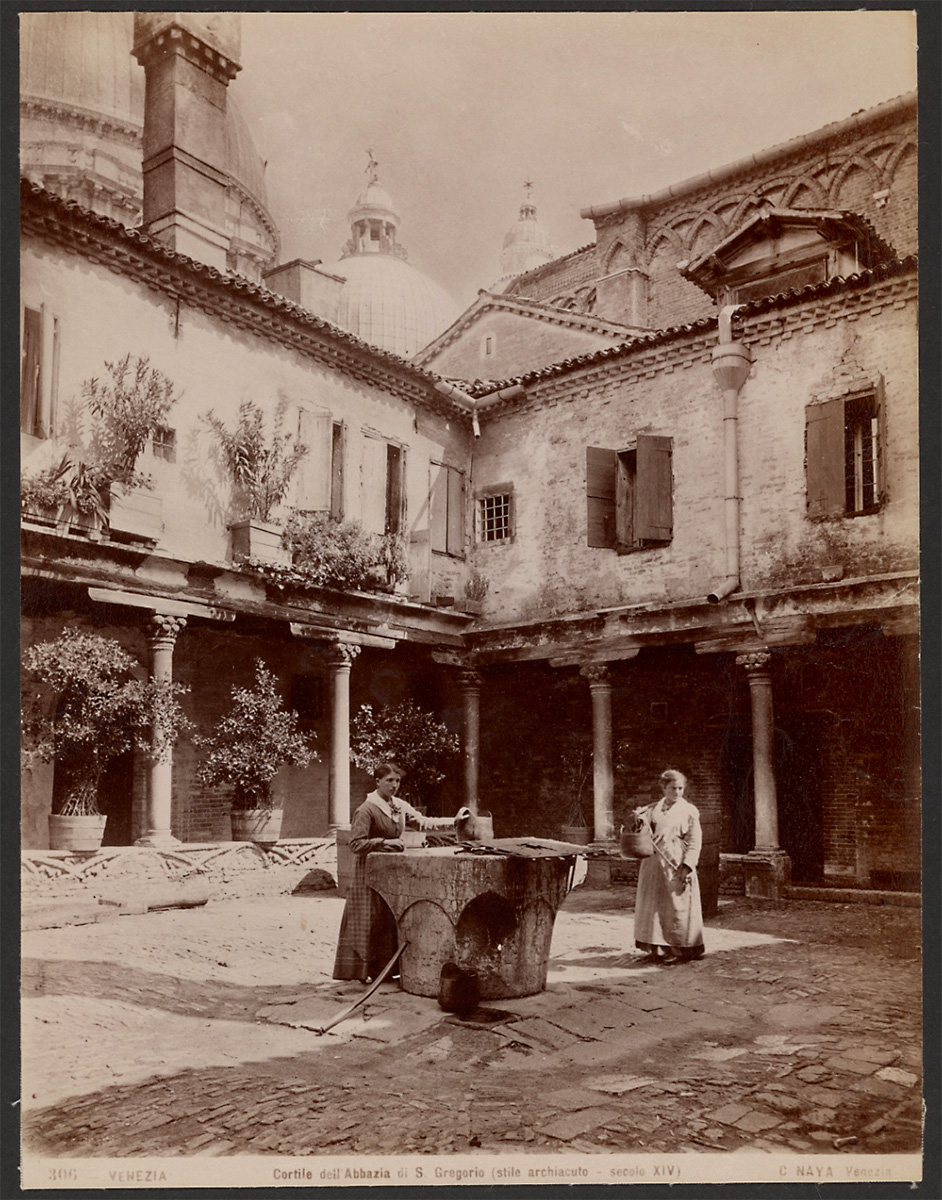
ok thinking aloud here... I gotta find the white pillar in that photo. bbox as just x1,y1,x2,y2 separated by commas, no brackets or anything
581,663,614,842
327,642,360,831
459,668,483,813
136,614,186,848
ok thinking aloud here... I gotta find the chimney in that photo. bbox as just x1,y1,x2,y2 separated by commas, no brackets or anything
132,13,241,271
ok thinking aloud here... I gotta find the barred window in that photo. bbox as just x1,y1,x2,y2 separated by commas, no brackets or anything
478,489,514,543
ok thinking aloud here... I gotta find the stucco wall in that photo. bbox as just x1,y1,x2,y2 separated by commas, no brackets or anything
426,309,618,382
20,235,474,596
470,276,918,623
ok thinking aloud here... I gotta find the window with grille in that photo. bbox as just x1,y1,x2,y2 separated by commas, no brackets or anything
477,488,514,543
806,381,884,519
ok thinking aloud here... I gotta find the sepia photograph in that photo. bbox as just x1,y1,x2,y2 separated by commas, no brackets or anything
8,3,935,1193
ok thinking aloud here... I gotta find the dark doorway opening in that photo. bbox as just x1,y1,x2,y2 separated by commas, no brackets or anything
720,712,824,882
98,750,135,846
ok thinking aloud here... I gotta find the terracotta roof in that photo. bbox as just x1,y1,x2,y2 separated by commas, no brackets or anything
501,242,597,294
458,256,917,398
20,179,465,414
413,288,639,365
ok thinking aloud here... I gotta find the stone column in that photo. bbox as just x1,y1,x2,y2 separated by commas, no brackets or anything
581,664,614,842
736,649,791,897
327,642,360,832
136,614,186,848
459,669,483,814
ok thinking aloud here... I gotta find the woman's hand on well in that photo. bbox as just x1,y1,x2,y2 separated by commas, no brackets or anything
383,838,404,852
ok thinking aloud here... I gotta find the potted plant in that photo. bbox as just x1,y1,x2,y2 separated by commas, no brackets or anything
84,354,180,543
461,569,489,615
204,399,307,565
559,740,593,843
195,660,316,844
21,458,73,533
350,700,459,811
21,628,191,852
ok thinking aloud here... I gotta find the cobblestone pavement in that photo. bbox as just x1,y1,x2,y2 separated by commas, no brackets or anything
20,868,923,1160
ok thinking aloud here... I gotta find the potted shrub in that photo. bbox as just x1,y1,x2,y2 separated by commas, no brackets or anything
21,628,190,852
204,399,307,565
461,569,489,615
559,740,593,843
21,457,73,533
84,354,180,543
195,660,316,844
350,700,459,811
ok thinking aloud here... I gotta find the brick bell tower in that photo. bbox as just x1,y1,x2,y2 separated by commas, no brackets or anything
132,12,241,270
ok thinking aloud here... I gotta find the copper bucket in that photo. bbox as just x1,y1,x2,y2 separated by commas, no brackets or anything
456,810,494,842
619,821,654,859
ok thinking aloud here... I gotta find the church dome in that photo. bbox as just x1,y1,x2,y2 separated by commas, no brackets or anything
493,192,555,290
331,254,459,359
19,9,278,277
321,161,458,358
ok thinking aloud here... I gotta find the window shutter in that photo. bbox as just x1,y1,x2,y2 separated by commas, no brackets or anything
21,308,42,436
447,466,465,555
430,461,448,552
874,375,887,505
806,398,845,518
361,434,388,534
635,435,673,542
330,422,345,520
586,447,617,548
385,443,403,534
295,409,332,510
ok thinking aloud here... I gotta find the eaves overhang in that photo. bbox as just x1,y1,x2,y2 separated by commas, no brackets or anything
20,179,471,424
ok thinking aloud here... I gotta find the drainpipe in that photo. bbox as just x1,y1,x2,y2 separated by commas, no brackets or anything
707,306,751,604
434,380,525,438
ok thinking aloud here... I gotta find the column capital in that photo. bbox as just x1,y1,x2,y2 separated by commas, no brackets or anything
580,662,610,686
736,649,771,673
326,641,361,668
148,613,186,646
458,668,484,691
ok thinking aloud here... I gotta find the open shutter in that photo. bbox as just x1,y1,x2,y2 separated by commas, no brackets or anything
874,376,887,506
806,398,845,518
361,434,388,534
635,435,673,542
21,308,42,436
385,443,403,534
586,447,617,548
615,451,633,552
295,409,332,510
430,461,448,552
330,422,345,519
447,467,465,555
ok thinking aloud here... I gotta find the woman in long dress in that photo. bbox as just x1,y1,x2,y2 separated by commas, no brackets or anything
633,768,705,965
332,762,467,983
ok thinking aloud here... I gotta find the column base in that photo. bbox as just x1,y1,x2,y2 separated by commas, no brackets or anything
584,841,617,889
743,849,792,900
135,832,182,849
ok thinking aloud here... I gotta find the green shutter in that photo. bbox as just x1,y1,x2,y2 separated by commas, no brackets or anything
806,398,845,518
586,446,617,548
635,434,672,542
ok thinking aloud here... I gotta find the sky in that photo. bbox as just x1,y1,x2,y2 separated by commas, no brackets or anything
233,10,918,311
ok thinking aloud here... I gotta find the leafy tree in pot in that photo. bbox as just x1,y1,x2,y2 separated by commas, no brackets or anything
350,700,459,809
84,354,180,490
195,660,317,812
204,399,307,523
21,628,191,817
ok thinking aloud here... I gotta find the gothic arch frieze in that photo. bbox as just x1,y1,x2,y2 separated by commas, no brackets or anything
642,224,684,269
683,211,727,256
828,154,879,206
883,137,917,188
781,175,828,209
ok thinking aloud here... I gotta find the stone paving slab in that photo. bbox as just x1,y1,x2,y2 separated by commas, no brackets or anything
541,1106,622,1142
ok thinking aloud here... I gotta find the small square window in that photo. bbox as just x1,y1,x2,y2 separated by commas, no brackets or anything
478,491,513,543
152,426,176,463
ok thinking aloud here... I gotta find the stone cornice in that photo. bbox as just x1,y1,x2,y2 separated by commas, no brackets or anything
21,181,469,424
21,94,142,148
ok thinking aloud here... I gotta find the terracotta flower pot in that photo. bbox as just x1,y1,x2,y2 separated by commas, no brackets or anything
48,813,107,852
230,808,283,845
